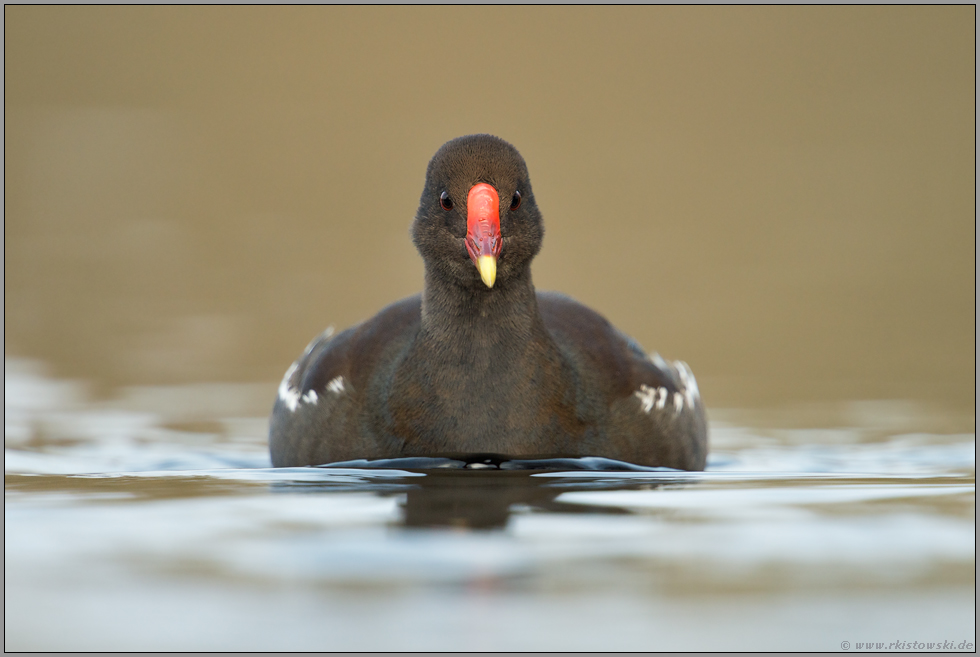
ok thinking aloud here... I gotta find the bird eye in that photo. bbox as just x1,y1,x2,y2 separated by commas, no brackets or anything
510,190,522,211
440,191,453,211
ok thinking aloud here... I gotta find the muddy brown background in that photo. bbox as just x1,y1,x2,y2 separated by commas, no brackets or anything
4,6,975,408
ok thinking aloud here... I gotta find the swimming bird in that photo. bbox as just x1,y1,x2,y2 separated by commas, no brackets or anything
270,135,707,469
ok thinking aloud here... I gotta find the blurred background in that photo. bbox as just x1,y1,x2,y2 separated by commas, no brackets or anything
5,8,976,651
4,6,975,409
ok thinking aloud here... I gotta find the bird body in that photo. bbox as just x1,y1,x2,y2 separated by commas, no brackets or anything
270,135,707,469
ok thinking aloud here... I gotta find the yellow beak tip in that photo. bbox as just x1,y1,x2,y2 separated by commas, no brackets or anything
476,255,497,288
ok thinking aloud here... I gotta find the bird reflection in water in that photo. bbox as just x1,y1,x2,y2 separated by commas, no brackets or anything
273,455,691,530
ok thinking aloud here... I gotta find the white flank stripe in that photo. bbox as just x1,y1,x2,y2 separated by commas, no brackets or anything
634,384,655,413
675,360,700,408
277,363,301,412
327,375,346,395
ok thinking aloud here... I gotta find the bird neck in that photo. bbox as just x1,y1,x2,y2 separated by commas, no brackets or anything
419,265,550,354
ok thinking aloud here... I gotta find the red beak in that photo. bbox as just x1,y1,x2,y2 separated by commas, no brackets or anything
465,183,502,288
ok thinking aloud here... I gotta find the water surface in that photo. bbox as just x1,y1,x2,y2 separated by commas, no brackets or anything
5,358,974,651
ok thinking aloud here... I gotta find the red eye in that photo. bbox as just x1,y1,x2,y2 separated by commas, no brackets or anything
510,191,522,211
440,191,453,211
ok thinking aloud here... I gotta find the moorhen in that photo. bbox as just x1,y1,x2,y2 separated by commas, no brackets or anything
270,135,707,470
